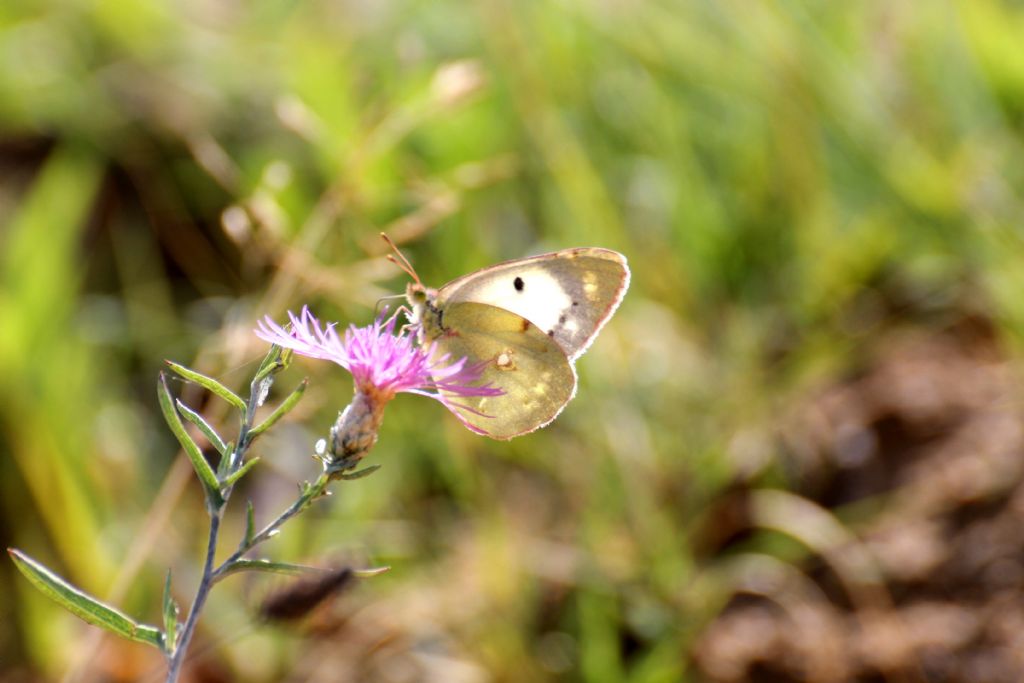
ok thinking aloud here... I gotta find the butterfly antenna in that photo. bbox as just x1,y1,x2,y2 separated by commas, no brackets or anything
380,232,422,287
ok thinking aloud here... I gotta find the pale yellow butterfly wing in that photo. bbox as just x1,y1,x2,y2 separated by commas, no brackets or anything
435,248,629,360
426,301,576,440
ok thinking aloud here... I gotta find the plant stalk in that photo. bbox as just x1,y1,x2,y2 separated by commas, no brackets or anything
162,376,365,680
212,473,329,582
165,513,221,682
163,369,271,681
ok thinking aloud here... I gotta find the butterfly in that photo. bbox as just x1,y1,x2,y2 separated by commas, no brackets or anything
386,237,630,439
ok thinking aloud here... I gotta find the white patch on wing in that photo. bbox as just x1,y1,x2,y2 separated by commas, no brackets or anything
462,265,573,332
434,248,629,363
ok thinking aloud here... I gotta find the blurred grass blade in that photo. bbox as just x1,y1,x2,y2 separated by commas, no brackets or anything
221,456,260,488
175,399,229,458
162,571,178,654
164,361,246,412
0,144,113,590
157,373,224,509
8,549,162,649
249,379,307,439
352,566,391,578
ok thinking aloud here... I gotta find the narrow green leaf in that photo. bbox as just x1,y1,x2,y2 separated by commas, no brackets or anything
164,361,246,412
162,571,178,654
244,500,256,547
157,373,224,509
248,348,290,411
8,549,162,649
338,464,381,481
175,399,228,458
252,346,292,386
249,379,307,439
221,457,260,488
217,441,236,479
216,559,320,582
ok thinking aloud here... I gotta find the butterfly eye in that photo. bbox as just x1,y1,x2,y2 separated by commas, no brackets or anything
513,276,524,292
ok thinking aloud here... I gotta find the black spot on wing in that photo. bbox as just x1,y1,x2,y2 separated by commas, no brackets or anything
513,276,524,292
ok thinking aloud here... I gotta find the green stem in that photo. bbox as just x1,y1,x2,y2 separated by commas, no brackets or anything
162,362,364,679
162,472,330,682
211,472,330,583
163,363,281,681
165,513,221,682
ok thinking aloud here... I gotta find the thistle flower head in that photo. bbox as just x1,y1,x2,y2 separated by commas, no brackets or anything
254,307,501,452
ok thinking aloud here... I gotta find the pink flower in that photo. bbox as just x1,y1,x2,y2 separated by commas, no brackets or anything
254,306,500,424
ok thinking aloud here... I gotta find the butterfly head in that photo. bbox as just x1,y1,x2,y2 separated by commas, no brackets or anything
404,281,441,336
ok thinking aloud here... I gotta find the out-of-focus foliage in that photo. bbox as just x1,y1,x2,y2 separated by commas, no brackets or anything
3,1,1024,681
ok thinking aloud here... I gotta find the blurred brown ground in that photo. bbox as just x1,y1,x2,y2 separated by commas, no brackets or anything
695,314,1024,683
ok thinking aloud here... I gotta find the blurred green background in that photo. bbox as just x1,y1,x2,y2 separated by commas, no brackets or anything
4,1,1024,681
